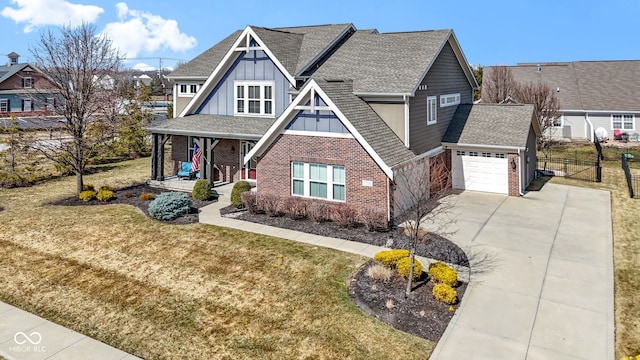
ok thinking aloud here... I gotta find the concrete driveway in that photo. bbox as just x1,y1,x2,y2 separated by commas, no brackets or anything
429,183,614,360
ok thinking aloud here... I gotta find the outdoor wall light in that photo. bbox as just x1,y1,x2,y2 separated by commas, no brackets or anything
231,146,235,154
510,158,517,170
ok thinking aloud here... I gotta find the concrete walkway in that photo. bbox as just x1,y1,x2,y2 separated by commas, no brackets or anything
0,301,140,359
430,183,614,360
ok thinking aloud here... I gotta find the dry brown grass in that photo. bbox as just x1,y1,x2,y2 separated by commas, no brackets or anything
543,146,640,358
366,264,393,282
0,157,433,359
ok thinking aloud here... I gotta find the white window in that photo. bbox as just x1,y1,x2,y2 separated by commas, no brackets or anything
495,153,505,159
456,150,465,156
235,81,274,117
190,84,198,93
551,115,563,127
469,151,478,157
292,162,345,201
440,93,460,107
427,96,437,125
612,114,634,130
481,152,491,157
0,99,7,112
22,99,31,111
179,84,187,94
23,77,33,88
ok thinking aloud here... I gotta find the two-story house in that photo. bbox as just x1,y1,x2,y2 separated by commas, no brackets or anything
148,23,539,222
0,52,56,116
486,61,640,142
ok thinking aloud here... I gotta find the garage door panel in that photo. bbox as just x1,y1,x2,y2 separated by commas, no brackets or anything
452,152,508,194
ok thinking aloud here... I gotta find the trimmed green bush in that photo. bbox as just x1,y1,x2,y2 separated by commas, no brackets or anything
396,257,423,280
99,185,114,192
192,179,211,201
83,183,95,192
428,261,458,287
231,181,252,208
373,249,410,268
79,190,96,202
96,188,115,202
148,192,192,221
432,283,457,304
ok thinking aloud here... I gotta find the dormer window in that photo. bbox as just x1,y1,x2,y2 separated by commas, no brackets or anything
234,81,274,117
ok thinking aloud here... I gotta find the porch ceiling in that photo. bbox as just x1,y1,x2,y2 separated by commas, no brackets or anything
147,114,276,139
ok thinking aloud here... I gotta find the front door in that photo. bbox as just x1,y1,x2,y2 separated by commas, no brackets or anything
240,141,257,180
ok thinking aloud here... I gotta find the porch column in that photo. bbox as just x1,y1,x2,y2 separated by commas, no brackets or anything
205,138,214,184
158,135,169,181
151,134,158,180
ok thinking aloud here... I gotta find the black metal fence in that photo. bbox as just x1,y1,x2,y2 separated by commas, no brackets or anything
537,157,602,182
621,153,640,198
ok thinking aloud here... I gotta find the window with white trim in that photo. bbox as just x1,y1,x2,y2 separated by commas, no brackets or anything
427,96,437,125
0,99,7,112
469,151,478,157
292,162,345,201
22,99,31,111
440,93,460,107
23,77,33,88
551,115,563,127
495,153,505,159
456,150,465,156
178,83,201,97
235,81,274,117
481,152,491,157
612,114,634,130
179,84,187,94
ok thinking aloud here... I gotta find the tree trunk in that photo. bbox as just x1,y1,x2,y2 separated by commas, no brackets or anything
76,171,83,195
405,247,415,296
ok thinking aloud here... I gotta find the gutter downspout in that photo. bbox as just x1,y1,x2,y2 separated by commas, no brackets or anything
518,148,524,196
403,95,410,147
386,177,392,225
585,113,594,142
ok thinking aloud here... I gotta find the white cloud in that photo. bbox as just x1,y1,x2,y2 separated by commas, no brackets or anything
102,2,197,59
1,0,103,33
132,62,155,71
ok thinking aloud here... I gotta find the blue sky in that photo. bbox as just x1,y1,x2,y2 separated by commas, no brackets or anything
1,0,639,70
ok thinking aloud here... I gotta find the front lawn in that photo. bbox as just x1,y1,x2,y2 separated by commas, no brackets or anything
0,158,432,359
541,143,640,358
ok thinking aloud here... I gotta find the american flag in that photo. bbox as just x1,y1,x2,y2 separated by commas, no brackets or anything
191,144,202,173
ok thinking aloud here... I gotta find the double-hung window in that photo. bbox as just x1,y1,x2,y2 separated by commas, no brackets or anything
427,96,437,125
0,99,8,112
23,77,33,88
292,162,345,201
612,114,634,130
235,81,274,117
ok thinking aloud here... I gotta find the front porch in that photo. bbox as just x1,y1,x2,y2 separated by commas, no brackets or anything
148,175,232,193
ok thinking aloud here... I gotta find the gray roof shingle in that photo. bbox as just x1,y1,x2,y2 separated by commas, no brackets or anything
494,60,640,112
147,114,275,139
317,79,414,167
311,30,451,94
169,24,354,79
443,104,535,148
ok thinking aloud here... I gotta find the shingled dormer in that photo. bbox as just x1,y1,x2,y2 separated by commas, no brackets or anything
7,52,19,66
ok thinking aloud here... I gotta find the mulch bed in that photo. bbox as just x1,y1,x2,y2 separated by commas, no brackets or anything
226,207,469,267
349,259,467,342
49,183,217,225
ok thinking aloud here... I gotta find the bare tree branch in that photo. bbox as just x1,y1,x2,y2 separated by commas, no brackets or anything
481,65,516,103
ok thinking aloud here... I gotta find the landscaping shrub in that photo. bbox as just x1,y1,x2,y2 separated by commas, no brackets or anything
428,261,458,287
79,190,96,202
359,207,388,231
99,185,113,192
83,183,95,192
96,188,115,202
396,257,423,280
192,179,211,201
330,203,357,228
307,202,329,223
284,196,307,220
366,264,392,282
373,249,410,268
148,192,192,221
241,191,258,214
259,194,283,217
231,181,251,208
139,192,155,201
432,283,457,305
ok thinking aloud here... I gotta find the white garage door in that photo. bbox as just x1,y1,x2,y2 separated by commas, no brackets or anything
452,150,508,194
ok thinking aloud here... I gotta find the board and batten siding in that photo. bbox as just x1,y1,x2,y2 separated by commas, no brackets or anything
196,50,290,117
409,41,473,154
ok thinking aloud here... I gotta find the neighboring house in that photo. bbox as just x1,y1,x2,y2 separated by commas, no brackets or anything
488,61,640,142
148,23,540,222
0,52,56,116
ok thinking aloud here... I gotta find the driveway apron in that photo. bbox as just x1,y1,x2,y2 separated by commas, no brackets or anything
430,183,614,360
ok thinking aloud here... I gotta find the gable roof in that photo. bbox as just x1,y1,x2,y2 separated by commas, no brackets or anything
246,79,414,179
443,104,539,149
502,60,640,112
0,63,30,84
311,29,477,95
169,23,354,80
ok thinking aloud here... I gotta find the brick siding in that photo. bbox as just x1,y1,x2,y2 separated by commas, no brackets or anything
508,153,520,196
257,134,390,217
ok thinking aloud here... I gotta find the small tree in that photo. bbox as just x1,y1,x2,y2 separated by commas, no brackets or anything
30,23,122,195
513,81,560,156
394,155,454,296
481,65,516,103
0,117,38,187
